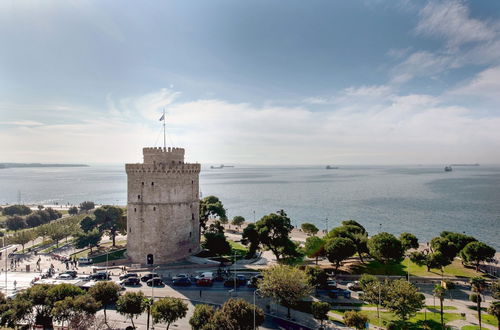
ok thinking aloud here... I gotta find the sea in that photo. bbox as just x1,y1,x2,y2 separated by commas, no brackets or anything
1,164,499,250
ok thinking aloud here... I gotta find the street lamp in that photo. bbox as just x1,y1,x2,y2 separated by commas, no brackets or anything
3,236,6,295
253,289,261,330
150,265,160,330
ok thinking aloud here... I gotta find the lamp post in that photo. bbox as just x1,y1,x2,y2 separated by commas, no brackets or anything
324,217,329,233
3,237,6,295
253,289,261,330
233,250,237,295
253,210,256,223
150,265,160,330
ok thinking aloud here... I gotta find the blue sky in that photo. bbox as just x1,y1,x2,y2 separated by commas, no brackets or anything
1,0,500,164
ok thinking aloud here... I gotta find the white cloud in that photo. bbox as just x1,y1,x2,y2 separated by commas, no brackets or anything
449,65,500,102
0,120,43,126
415,1,496,47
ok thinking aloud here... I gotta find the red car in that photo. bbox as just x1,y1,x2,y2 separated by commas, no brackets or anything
196,277,213,287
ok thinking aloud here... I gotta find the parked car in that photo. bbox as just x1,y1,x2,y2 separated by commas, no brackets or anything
223,278,241,288
56,274,74,280
347,281,362,291
172,277,191,286
195,272,213,280
236,275,247,286
247,274,264,288
78,257,92,266
61,270,78,278
328,289,351,299
173,273,189,280
119,273,139,281
141,273,160,282
90,272,110,280
76,275,92,281
325,280,337,290
121,277,141,286
146,278,164,287
196,277,213,287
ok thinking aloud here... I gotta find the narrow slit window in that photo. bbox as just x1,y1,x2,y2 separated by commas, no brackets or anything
153,206,156,211
138,194,141,199
192,213,195,220
141,182,144,186
151,182,154,186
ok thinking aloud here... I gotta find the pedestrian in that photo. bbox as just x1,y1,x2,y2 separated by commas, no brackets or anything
199,289,202,298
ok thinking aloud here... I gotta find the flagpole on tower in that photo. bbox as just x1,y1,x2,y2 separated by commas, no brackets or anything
163,108,166,149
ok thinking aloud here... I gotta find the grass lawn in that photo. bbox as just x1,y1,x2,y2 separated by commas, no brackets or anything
331,309,464,329
351,258,483,278
461,327,480,330
426,305,457,310
473,313,498,327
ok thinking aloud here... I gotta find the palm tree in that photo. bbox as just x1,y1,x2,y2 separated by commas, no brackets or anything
470,277,487,329
433,284,446,329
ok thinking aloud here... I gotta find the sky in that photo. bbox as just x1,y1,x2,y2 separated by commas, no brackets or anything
1,0,500,165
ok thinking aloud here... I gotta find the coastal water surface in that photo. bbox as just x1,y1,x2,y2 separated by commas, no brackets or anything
1,165,499,249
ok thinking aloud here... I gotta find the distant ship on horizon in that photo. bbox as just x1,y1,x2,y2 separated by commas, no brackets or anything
326,165,339,169
210,164,235,169
444,166,453,172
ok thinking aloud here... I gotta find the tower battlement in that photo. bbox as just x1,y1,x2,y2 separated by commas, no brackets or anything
142,147,185,165
125,163,200,174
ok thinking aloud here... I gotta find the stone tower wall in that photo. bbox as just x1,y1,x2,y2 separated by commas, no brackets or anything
126,147,201,265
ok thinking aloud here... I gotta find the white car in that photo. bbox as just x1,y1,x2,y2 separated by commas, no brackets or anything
56,274,74,280
76,275,92,281
78,257,92,265
195,272,214,280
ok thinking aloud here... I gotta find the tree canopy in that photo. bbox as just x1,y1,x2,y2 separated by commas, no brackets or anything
151,297,188,330
94,205,126,246
231,215,245,227
301,222,319,236
79,201,95,213
324,237,356,273
459,241,495,271
399,232,419,251
255,211,296,261
2,204,31,216
199,195,226,230
116,291,147,329
304,236,325,264
241,223,260,258
368,232,404,264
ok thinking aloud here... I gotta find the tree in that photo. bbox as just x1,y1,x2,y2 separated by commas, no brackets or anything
304,266,328,290
199,196,226,230
5,215,27,231
26,213,43,228
52,295,100,329
324,237,356,273
80,216,97,233
368,232,404,264
343,310,368,330
47,223,67,247
433,284,446,329
204,298,264,330
89,281,121,323
342,220,366,231
384,279,425,322
487,301,500,330
189,304,215,330
12,230,35,251
400,232,419,251
470,277,487,329
79,201,95,213
409,250,451,272
202,232,231,257
304,236,325,264
327,224,369,263
36,224,51,243
311,301,330,327
151,297,188,330
68,206,79,215
259,265,313,319
492,280,500,300
301,222,319,236
231,215,245,228
362,279,389,319
94,205,125,246
116,291,147,329
2,204,31,216
206,220,225,234
358,273,376,289
440,231,477,251
460,241,496,271
255,211,295,261
241,223,260,258
74,229,102,253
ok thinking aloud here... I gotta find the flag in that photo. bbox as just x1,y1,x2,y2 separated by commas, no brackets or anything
159,114,165,121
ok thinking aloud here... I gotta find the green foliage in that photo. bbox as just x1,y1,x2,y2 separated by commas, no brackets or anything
301,222,319,236
89,281,121,323
400,232,419,251
241,223,260,258
304,236,325,263
492,280,500,300
324,236,356,273
311,301,330,325
304,266,328,288
384,279,425,321
68,206,79,215
469,293,481,303
368,232,404,264
189,304,215,330
79,201,95,212
341,220,366,232
327,223,369,262
80,216,96,233
259,264,313,318
255,211,297,261
94,205,126,246
204,298,264,330
459,241,495,270
2,204,32,216
202,232,231,257
52,295,101,328
359,273,378,290
206,220,225,234
151,297,188,329
199,195,227,230
5,215,27,231
487,301,500,327
343,310,368,329
74,228,102,252
231,215,245,227
116,291,147,328
12,229,35,250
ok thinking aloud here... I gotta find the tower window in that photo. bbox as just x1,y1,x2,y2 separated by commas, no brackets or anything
129,227,132,233
138,195,141,199
191,180,194,184
189,232,192,237
153,206,156,211
151,182,154,186
134,208,136,212
189,248,192,253
192,213,195,220
141,182,144,186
